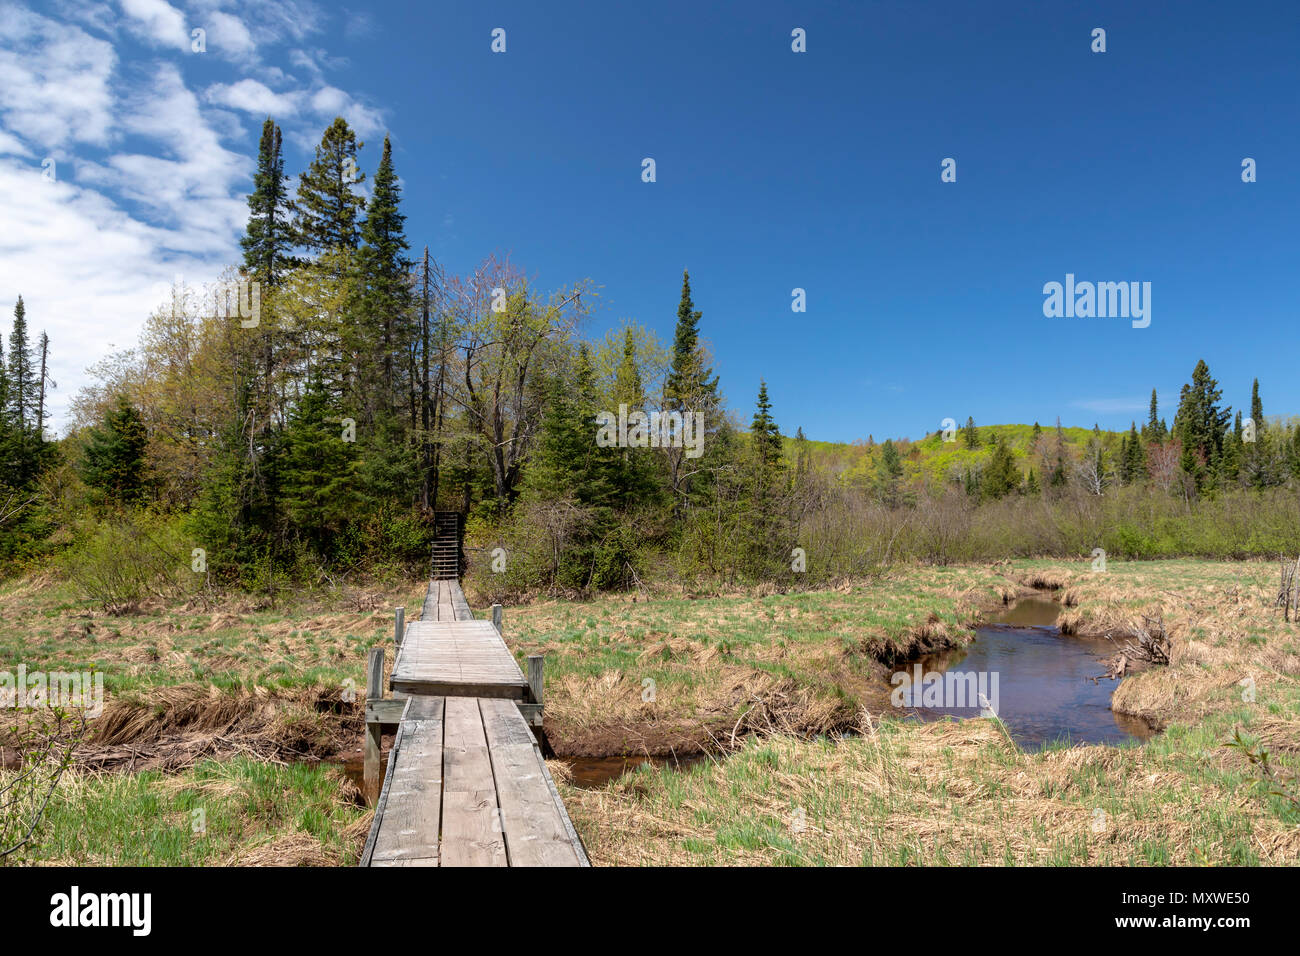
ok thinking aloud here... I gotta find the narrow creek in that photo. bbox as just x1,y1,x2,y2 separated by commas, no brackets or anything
563,595,1152,789
888,596,1154,748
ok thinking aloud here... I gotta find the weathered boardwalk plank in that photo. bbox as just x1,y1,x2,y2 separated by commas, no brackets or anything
361,576,586,867
362,696,588,867
392,619,528,699
479,699,585,866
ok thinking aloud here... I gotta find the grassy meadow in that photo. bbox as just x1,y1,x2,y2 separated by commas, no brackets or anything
2,557,1298,865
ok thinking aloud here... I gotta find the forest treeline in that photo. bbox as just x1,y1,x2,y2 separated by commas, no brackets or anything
4,116,1300,603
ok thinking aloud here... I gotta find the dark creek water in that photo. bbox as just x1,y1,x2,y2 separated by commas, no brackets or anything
888,597,1153,748
566,753,709,789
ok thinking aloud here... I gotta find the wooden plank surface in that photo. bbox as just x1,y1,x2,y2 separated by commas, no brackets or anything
440,697,507,867
391,620,528,699
480,699,587,866
363,696,586,868
369,704,445,865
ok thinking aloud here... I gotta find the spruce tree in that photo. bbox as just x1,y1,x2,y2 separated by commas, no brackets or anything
982,435,1019,499
240,118,296,287
359,134,413,412
749,380,782,469
294,117,366,253
1173,360,1230,490
79,396,148,504
876,438,903,504
745,380,787,572
662,271,720,512
1144,388,1165,441
7,297,35,431
1122,421,1144,483
609,330,657,509
793,426,811,478
278,371,361,552
664,270,718,412
963,416,980,448
613,328,643,409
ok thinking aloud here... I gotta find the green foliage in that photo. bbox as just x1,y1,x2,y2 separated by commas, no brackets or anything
240,118,296,286
78,396,147,505
981,435,1020,500
278,373,362,553
63,512,201,610
294,116,366,252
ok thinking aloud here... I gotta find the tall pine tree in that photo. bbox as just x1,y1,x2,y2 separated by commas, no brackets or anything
295,117,366,253
240,118,296,287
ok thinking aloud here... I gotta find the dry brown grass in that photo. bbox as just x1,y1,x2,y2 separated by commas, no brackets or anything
552,559,1300,865
563,710,1300,866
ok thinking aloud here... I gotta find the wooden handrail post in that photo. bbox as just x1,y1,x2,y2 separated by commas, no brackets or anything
527,654,543,707
491,603,502,632
364,645,386,805
394,606,405,649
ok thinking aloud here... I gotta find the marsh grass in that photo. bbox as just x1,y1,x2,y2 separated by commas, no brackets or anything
2,757,368,866
551,557,1300,865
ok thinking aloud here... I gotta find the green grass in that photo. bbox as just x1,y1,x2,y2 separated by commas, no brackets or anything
8,757,366,866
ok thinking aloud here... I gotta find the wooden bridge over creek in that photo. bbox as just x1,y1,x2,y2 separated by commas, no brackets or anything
359,514,589,867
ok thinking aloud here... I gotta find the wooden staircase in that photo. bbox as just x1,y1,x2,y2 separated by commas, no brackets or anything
431,511,461,581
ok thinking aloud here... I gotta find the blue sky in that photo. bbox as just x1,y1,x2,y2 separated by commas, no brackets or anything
3,1,1297,442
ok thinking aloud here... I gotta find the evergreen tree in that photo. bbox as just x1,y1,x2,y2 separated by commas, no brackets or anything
793,426,810,477
609,330,658,509
294,117,366,253
1050,418,1068,488
963,416,980,448
875,438,903,504
1121,421,1144,483
358,134,413,416
749,380,782,469
744,380,788,573
79,396,148,504
612,329,643,409
664,270,719,412
7,297,35,431
982,435,1019,500
278,371,361,552
240,118,296,286
1250,378,1264,434
1221,411,1243,483
1143,388,1166,441
662,270,720,512
1173,359,1230,491
527,345,613,512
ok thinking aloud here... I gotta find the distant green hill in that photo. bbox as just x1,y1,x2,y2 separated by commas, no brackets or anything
783,423,1127,486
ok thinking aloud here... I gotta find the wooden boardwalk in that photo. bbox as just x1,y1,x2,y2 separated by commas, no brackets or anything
361,572,588,867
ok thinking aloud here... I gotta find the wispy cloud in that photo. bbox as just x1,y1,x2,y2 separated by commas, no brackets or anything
0,0,383,431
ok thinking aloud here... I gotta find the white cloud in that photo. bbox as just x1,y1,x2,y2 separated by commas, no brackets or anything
205,11,256,58
0,128,30,156
119,0,190,52
0,2,379,429
0,158,219,430
0,4,116,148
206,78,303,116
309,85,383,137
